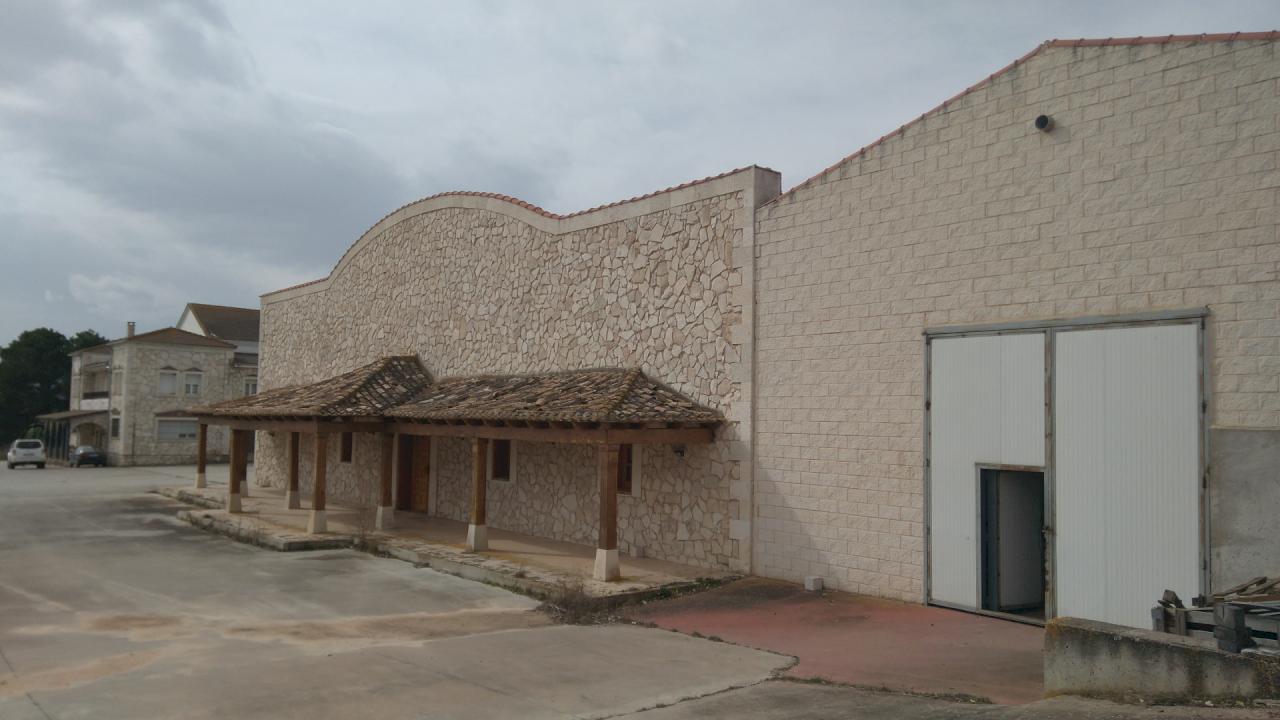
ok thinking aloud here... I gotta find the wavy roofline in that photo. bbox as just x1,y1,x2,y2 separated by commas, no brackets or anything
264,165,778,299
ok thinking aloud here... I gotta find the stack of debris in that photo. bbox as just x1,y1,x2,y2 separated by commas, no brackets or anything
1153,577,1280,653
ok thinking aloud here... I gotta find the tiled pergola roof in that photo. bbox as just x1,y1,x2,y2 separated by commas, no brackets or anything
192,356,431,419
386,368,722,427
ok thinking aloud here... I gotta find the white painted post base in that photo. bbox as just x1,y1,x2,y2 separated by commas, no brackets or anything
308,509,327,534
375,505,394,531
284,489,300,510
194,471,206,489
466,523,488,552
227,492,242,513
594,548,620,582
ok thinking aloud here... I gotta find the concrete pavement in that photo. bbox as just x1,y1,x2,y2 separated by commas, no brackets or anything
0,464,788,719
3,464,1271,719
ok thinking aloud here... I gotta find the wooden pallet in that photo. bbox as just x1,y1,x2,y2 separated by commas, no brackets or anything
1154,580,1280,652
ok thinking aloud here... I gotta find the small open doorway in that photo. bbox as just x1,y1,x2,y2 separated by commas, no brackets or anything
979,467,1046,621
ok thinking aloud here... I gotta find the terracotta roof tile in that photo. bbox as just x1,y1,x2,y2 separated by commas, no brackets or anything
193,356,430,418
185,303,260,342
387,368,722,426
114,327,236,349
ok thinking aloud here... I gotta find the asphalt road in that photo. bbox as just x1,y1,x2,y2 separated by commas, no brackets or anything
1,464,1273,720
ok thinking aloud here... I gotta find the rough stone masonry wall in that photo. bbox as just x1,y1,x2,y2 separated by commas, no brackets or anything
114,343,235,466
752,40,1280,600
256,173,773,572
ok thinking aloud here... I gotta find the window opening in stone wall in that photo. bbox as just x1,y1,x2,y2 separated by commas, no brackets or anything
491,439,511,481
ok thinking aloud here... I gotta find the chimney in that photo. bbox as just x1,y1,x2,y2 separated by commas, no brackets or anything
127,321,136,338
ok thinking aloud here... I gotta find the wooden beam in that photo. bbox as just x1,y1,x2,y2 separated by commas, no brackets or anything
388,421,716,445
309,432,328,533
395,434,412,512
595,443,621,581
227,429,246,513
285,431,300,509
377,432,395,530
196,417,388,434
195,423,208,488
467,436,488,552
598,443,619,551
379,432,394,508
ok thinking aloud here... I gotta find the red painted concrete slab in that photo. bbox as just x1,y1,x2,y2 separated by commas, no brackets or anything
625,578,1044,705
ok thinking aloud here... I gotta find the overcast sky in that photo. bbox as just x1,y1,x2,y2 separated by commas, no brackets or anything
1,1,1277,345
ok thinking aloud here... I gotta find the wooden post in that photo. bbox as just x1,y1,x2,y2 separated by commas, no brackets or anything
227,429,245,513
376,432,395,530
309,432,328,534
595,443,621,581
467,437,489,551
285,432,301,509
194,423,207,488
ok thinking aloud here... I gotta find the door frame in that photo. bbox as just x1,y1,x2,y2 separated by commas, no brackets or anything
923,307,1209,623
975,463,1047,624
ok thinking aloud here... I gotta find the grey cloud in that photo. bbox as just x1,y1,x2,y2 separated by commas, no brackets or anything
3,0,1280,346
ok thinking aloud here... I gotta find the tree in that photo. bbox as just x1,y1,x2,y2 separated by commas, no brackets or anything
0,328,109,445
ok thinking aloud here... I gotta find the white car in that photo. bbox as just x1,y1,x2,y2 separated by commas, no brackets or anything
7,439,46,469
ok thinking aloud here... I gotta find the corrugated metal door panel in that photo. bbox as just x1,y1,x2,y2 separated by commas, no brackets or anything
1055,324,1200,628
929,333,1045,608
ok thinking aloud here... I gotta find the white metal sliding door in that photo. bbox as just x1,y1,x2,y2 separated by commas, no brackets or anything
928,333,1044,608
1054,324,1201,627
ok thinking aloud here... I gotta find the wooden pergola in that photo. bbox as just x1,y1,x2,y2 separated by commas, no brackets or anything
192,361,722,581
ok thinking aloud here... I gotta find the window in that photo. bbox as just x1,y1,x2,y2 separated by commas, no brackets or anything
111,371,122,396
183,371,203,396
157,419,198,441
244,378,258,396
340,432,353,463
616,444,641,496
110,418,121,438
158,370,178,395
488,439,513,482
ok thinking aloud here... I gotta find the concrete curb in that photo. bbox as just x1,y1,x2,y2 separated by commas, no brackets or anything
158,489,730,612
157,486,225,510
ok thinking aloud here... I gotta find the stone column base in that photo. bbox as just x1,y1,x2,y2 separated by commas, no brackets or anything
375,505,395,530
284,489,300,510
308,509,327,534
594,548,620,581
194,471,206,489
227,492,242,513
466,523,488,552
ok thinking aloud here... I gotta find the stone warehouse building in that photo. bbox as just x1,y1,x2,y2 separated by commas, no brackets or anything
199,33,1279,625
196,168,778,579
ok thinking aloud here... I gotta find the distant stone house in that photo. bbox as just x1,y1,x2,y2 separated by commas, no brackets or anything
177,302,261,395
196,33,1279,624
42,304,262,465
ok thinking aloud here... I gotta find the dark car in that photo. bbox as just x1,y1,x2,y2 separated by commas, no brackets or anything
70,445,106,468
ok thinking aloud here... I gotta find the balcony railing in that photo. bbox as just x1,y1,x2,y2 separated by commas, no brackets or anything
82,391,110,400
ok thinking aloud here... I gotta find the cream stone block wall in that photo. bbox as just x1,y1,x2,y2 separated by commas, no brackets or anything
256,168,780,572
752,40,1280,601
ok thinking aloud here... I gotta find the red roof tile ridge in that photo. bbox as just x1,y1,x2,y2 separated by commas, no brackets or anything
188,302,258,313
263,166,777,298
601,368,644,419
1047,31,1279,47
765,31,1279,207
115,326,236,348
